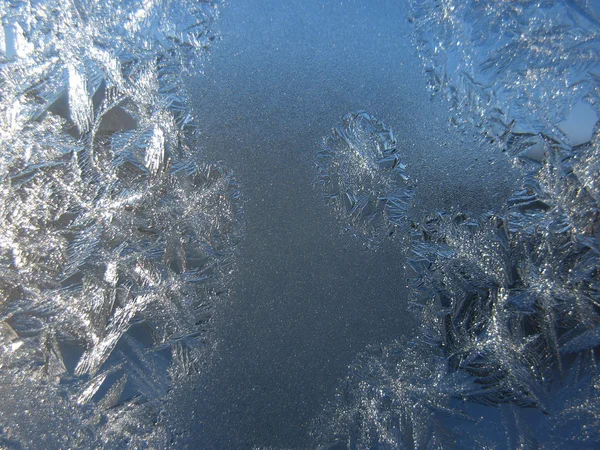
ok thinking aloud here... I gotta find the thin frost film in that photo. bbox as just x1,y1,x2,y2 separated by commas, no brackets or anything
0,0,238,448
317,111,412,240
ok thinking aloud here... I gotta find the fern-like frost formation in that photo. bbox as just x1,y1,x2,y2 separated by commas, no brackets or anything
317,1,600,448
0,1,243,447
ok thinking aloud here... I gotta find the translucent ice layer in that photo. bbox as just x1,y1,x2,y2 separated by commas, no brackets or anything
317,111,412,240
0,1,242,447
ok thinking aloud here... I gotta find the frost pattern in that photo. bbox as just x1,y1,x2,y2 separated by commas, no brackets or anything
314,339,477,449
318,162,600,447
402,167,600,445
407,0,600,142
317,111,412,240
318,2,600,448
0,1,238,447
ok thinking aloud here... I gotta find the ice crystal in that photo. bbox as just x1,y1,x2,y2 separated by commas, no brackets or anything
0,0,238,447
407,0,600,144
322,149,600,447
314,339,474,450
402,155,600,444
317,111,412,240
321,2,600,447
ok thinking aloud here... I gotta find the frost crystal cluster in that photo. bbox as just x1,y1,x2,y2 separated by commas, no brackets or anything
318,1,600,448
407,0,600,141
315,339,475,449
0,1,242,447
317,111,412,239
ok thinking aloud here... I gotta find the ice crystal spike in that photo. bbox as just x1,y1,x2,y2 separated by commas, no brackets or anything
317,111,412,240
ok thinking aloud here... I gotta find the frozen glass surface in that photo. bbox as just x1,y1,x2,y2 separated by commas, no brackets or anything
1,0,599,449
